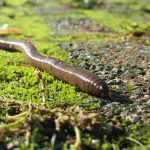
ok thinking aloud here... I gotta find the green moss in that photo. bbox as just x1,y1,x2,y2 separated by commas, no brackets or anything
83,5,150,33
126,81,136,94
5,0,27,6
84,10,132,32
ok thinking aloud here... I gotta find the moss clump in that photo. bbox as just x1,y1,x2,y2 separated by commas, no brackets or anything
84,10,133,33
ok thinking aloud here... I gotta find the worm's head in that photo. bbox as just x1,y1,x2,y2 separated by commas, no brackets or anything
96,81,111,99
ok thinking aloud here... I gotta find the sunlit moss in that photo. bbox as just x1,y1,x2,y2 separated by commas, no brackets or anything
84,10,132,32
5,0,27,6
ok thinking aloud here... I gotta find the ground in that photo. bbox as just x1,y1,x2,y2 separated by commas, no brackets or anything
0,0,150,149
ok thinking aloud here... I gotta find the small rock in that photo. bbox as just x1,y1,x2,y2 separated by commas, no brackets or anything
126,114,140,123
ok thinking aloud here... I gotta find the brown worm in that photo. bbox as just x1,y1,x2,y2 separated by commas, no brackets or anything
0,38,110,98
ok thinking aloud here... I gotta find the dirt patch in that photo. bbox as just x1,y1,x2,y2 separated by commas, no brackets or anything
33,1,112,35
35,6,71,15
50,17,111,35
60,36,150,101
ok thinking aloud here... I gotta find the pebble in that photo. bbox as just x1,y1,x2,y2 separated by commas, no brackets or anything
126,114,140,123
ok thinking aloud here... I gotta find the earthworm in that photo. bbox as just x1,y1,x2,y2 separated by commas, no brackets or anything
0,38,110,98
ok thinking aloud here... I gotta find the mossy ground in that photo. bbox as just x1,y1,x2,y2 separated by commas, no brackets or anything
0,0,150,149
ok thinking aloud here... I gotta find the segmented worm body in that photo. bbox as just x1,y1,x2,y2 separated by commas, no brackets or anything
0,38,109,98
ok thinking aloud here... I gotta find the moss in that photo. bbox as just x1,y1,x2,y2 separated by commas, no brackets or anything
84,10,133,32
126,81,136,94
83,3,150,33
5,0,27,6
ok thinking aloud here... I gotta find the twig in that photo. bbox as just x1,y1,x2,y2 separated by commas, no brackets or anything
126,137,144,147
71,126,81,150
35,69,46,104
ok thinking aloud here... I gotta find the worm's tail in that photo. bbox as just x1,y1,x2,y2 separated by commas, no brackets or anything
0,38,22,52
